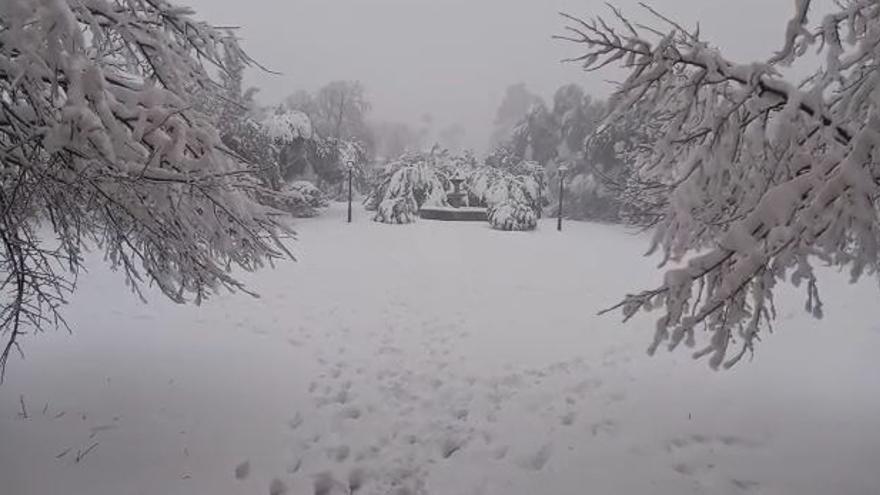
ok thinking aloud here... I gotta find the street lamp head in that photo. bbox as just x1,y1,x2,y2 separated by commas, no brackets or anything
558,165,569,175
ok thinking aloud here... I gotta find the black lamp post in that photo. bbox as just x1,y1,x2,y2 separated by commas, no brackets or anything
347,161,353,223
557,165,568,231
537,173,543,219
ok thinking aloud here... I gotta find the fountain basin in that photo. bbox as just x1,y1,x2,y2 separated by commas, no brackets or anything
419,206,488,221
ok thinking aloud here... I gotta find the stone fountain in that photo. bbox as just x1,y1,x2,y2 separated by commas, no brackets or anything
447,176,468,208
419,172,487,221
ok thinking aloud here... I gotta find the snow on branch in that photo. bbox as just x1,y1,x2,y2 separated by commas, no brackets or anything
560,1,880,368
0,0,292,378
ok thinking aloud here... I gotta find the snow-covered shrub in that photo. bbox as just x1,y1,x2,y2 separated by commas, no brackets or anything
363,162,399,211
252,188,315,218
374,195,419,224
484,173,541,231
253,180,329,218
466,167,503,207
287,181,330,209
467,160,542,231
488,202,538,231
372,163,447,224
254,106,368,200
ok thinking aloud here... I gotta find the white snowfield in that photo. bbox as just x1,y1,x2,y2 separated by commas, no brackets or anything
1,203,879,495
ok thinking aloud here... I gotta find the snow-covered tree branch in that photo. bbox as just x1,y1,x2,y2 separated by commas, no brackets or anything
0,0,292,378
559,0,880,368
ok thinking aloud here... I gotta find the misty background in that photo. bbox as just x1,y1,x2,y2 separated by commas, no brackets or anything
5,2,880,495
182,0,796,153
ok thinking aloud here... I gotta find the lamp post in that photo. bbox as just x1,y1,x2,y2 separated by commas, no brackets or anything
537,173,543,219
347,161,354,223
557,165,568,231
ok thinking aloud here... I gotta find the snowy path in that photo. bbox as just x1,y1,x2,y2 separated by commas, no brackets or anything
2,203,879,495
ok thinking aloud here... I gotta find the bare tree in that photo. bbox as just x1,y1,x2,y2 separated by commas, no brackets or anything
559,1,880,368
491,83,544,148
0,0,292,379
313,81,371,143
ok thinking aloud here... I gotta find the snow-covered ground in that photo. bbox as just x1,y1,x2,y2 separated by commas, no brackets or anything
2,203,879,495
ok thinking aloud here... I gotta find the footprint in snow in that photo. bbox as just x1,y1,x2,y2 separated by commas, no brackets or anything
730,478,761,492
324,442,351,463
516,443,553,471
288,412,304,430
313,471,348,495
440,436,465,459
492,445,509,460
269,478,288,495
286,458,302,474
665,433,763,484
234,460,250,480
347,467,367,492
338,405,362,420
590,419,618,436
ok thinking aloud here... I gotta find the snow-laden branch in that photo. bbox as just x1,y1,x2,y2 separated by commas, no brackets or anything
0,0,291,378
561,1,880,368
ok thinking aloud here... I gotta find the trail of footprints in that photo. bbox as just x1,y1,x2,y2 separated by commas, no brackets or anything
254,308,733,494
665,434,764,493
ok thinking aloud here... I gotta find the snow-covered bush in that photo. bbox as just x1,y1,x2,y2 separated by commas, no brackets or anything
259,108,321,183
374,194,420,224
250,105,368,199
561,1,880,367
287,181,330,209
468,160,542,231
488,202,538,231
251,188,312,218
363,161,398,212
254,180,328,218
373,162,447,224
465,166,503,207
0,0,291,374
484,173,541,231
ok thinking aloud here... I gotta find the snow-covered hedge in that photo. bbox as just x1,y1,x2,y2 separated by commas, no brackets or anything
488,202,538,231
374,194,420,224
486,174,540,231
287,180,330,209
253,187,318,218
468,164,542,231
247,180,329,218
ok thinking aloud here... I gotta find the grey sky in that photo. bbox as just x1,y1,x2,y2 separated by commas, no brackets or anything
183,0,800,152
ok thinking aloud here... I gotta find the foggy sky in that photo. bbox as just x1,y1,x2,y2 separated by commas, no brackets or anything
182,0,800,152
